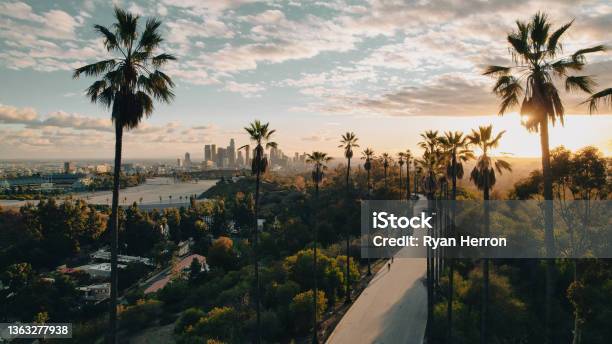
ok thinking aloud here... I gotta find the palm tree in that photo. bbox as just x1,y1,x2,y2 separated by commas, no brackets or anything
484,14,604,338
380,153,392,189
416,130,443,343
339,132,359,303
361,148,375,276
241,120,276,344
397,153,405,200
404,150,412,200
306,151,332,344
468,125,511,344
438,131,473,342
417,131,442,200
73,8,175,343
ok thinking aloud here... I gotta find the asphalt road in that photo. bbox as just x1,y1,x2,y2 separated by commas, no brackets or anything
326,257,427,344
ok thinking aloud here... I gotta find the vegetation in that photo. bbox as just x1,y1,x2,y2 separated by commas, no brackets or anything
0,7,610,344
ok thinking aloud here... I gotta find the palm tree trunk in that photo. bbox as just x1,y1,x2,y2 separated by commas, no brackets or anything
254,169,262,344
366,169,372,276
426,197,434,343
540,119,555,344
345,158,351,303
399,166,403,200
108,123,122,344
447,154,457,343
406,162,410,200
480,185,490,344
313,180,319,344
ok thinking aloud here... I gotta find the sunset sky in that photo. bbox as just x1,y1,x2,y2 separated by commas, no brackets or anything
0,0,610,159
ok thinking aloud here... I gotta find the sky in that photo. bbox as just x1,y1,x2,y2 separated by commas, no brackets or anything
0,0,610,160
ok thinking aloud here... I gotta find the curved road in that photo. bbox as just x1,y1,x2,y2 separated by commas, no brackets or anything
328,195,429,344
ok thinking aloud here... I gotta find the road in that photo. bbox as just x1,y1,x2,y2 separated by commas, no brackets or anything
326,257,427,344
328,195,429,344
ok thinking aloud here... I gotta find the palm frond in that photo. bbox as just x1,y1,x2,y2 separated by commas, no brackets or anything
94,25,120,52
138,18,163,53
582,88,612,113
152,53,176,67
73,59,117,78
572,45,606,64
483,65,511,76
546,20,573,56
565,75,596,94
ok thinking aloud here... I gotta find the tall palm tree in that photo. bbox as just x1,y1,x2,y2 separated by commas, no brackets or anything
380,153,392,189
242,120,277,344
404,150,412,200
416,130,444,343
73,8,175,343
484,14,604,339
339,132,359,303
397,153,405,200
306,151,332,344
438,131,473,342
417,131,442,200
361,148,375,276
468,125,511,344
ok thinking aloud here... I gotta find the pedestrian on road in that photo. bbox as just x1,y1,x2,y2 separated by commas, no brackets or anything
388,262,391,271
391,256,394,263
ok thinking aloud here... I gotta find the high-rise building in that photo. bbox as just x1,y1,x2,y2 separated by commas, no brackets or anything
237,150,245,167
211,144,217,162
64,161,76,174
204,145,212,162
184,152,192,168
228,138,236,168
177,158,183,167
216,147,226,168
245,147,251,166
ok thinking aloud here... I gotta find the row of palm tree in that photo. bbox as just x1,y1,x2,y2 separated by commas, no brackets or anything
411,126,511,343
73,7,609,344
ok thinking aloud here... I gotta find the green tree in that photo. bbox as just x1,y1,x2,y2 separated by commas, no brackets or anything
484,14,604,340
208,237,237,271
289,290,327,336
73,7,176,342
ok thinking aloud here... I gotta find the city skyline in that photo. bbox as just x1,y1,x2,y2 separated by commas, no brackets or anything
0,0,611,159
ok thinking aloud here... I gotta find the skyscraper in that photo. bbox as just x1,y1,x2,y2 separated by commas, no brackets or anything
211,144,217,162
204,145,212,162
216,147,226,168
245,147,251,166
184,152,192,168
228,138,236,168
237,150,244,167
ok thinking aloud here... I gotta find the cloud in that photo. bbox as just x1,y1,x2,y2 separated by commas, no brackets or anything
0,103,111,130
222,81,265,97
0,103,39,123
